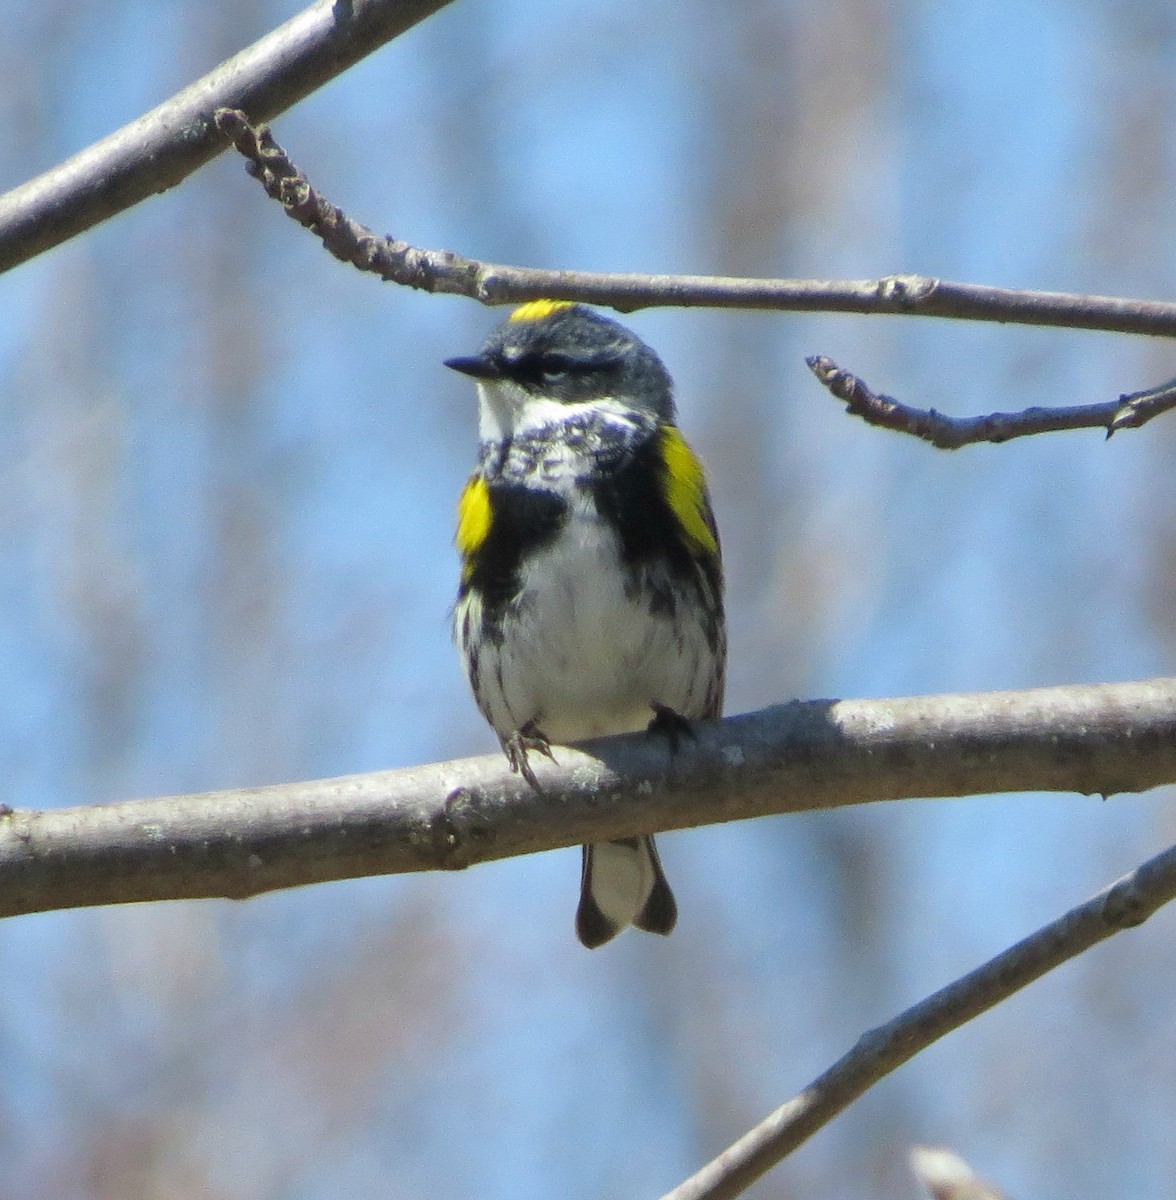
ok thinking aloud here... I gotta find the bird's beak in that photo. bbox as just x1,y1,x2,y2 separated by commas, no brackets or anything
444,354,502,380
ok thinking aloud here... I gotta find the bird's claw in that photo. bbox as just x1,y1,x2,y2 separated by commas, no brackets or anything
647,703,696,753
503,720,554,790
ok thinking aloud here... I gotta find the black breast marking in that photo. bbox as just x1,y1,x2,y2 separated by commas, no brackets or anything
460,482,568,622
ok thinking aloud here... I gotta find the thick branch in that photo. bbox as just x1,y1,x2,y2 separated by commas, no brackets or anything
0,0,455,275
216,110,1176,337
808,355,1176,447
661,840,1176,1200
1,678,1173,920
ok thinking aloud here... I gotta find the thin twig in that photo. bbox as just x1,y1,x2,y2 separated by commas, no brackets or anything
216,110,1176,337
1,677,1174,920
214,108,476,291
660,840,1176,1200
0,0,455,274
909,1146,1006,1200
808,355,1176,447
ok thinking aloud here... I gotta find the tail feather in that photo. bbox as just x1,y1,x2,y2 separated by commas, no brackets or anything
576,836,677,949
634,837,678,935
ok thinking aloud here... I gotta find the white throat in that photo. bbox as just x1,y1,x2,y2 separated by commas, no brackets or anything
476,380,637,443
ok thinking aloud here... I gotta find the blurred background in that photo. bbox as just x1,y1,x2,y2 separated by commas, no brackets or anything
2,1,1176,1197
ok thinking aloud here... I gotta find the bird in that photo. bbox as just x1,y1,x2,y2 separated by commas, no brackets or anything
445,300,725,947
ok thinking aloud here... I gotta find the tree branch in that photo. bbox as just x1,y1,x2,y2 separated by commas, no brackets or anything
660,839,1176,1200
0,0,456,275
1,677,1174,920
909,1147,1006,1200
215,109,1176,337
808,355,1176,447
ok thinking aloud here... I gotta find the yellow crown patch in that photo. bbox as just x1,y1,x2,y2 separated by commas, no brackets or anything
509,299,575,324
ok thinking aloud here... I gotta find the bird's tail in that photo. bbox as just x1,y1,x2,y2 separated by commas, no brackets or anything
575,836,678,949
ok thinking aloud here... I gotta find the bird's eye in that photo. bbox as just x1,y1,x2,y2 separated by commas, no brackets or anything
538,354,574,381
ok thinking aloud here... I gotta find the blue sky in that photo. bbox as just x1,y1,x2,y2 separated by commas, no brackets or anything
2,2,1176,1198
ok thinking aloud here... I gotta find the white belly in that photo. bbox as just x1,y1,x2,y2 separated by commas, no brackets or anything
471,505,710,742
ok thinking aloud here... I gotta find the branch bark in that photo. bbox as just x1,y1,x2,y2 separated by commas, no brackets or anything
1,677,1173,920
660,838,1176,1200
808,355,1176,447
215,109,1176,338
0,0,456,275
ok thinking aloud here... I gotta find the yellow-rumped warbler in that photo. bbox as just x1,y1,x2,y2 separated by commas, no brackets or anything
445,301,726,948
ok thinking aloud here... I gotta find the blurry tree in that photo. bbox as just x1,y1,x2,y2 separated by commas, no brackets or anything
2,3,1176,1200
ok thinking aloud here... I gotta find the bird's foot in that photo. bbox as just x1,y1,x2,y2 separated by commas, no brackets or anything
647,703,696,753
503,720,555,790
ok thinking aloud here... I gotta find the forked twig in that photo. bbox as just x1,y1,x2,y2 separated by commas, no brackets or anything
215,109,1176,336
808,355,1176,448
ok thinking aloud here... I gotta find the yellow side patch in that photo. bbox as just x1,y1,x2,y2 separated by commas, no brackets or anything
509,299,575,324
659,425,719,557
456,475,492,577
